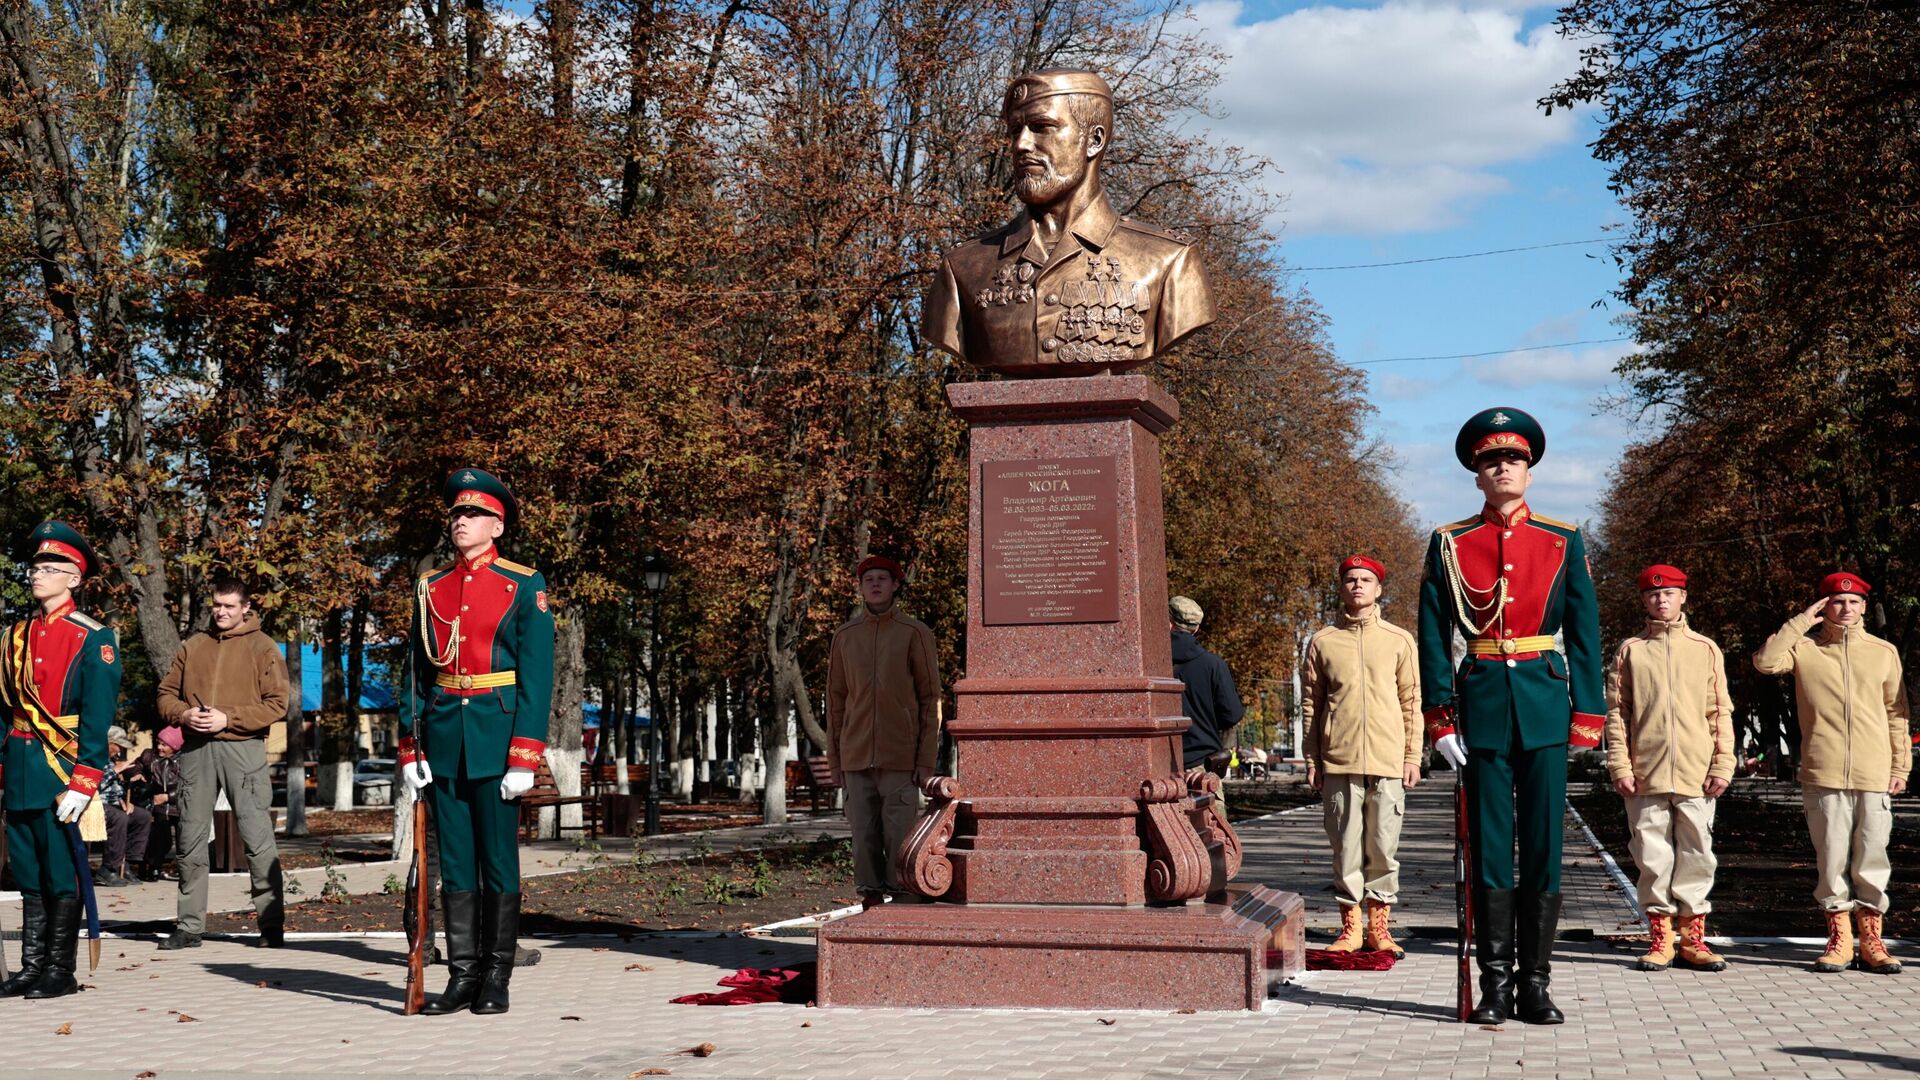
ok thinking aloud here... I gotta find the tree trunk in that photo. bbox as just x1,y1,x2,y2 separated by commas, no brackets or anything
283,619,308,837
545,603,588,837
319,609,353,810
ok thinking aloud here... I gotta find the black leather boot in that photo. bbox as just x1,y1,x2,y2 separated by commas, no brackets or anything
24,896,82,999
421,891,481,1015
1516,891,1565,1024
0,894,49,996
471,891,520,1015
1466,888,1515,1024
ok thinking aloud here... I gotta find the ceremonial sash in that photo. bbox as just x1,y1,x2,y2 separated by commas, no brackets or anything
0,620,79,784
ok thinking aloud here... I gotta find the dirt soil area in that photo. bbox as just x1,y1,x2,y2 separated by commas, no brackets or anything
1571,787,1920,936
208,837,861,935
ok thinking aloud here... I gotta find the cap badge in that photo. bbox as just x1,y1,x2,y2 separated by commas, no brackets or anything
460,471,476,483
1841,578,1854,592
1651,574,1663,586
1490,411,1511,427
40,523,54,535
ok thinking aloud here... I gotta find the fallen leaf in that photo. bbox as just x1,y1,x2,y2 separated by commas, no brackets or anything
256,980,268,988
630,1070,672,1077
137,1073,157,1078
177,1014,198,1023
1175,1008,1196,1015
592,946,611,952
55,1023,73,1036
681,1043,716,1057
561,1015,583,1021
800,1021,811,1028
1097,1018,1116,1026
624,963,654,972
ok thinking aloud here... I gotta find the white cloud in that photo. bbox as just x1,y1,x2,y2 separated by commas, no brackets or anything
1190,1,1585,235
1464,342,1636,389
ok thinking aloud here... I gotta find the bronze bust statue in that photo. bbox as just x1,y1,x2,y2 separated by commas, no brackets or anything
923,69,1216,377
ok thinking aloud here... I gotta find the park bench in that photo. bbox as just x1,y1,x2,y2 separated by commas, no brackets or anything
786,755,839,813
516,761,598,841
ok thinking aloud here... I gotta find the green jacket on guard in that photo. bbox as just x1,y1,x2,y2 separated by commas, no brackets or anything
399,545,555,779
1417,503,1606,752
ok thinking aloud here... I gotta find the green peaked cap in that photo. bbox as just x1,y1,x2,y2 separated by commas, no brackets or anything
1454,407,1545,470
24,519,102,577
443,467,520,529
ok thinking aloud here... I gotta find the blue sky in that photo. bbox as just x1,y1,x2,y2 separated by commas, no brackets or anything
1186,0,1641,527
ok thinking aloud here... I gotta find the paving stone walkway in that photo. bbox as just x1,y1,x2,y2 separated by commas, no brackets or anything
4,780,1916,1079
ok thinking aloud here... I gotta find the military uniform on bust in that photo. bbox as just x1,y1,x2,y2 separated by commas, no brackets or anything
1605,564,1734,972
1753,572,1910,974
1417,409,1604,1025
398,469,556,1015
0,522,121,999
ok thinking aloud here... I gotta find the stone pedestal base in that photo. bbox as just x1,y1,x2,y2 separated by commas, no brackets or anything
817,886,1305,1011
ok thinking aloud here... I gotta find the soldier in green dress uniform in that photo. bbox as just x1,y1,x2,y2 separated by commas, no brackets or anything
398,469,555,1016
0,521,121,999
1417,409,1604,1025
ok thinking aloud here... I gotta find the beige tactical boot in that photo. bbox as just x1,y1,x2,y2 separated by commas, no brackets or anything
1326,903,1363,952
1363,899,1405,958
1675,914,1727,971
1856,908,1902,975
1636,913,1675,971
1814,909,1854,973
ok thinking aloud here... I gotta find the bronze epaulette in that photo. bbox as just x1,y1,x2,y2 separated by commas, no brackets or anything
492,557,537,577
418,562,454,581
68,612,105,632
1434,515,1480,535
1118,217,1189,244
1529,513,1578,531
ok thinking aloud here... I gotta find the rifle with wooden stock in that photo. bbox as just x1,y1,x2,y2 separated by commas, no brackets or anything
403,796,430,1015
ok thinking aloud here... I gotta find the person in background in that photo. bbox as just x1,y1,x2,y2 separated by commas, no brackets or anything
97,725,152,887
1170,595,1244,782
126,724,187,880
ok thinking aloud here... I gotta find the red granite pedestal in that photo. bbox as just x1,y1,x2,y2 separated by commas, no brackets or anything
817,374,1304,1011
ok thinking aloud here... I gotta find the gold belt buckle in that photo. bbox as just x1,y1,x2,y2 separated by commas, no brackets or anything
459,674,474,690
1500,639,1517,655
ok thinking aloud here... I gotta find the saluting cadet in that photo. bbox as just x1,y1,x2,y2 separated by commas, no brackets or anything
1304,555,1421,958
398,469,556,1015
1753,572,1910,974
1605,565,1734,973
0,522,121,999
1417,408,1604,1025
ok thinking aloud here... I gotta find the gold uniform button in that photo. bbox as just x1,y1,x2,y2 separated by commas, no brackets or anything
461,605,470,612
464,574,473,582
1506,659,1517,668
1502,530,1512,539
1503,563,1514,571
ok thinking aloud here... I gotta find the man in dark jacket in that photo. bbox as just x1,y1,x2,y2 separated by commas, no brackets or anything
1171,596,1244,775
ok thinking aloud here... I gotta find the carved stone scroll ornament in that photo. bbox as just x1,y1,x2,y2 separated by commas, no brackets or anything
1140,775,1211,901
897,776,962,898
1184,770,1244,880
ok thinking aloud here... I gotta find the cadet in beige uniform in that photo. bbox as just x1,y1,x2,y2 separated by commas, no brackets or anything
1304,555,1422,957
1753,571,1911,974
1605,565,1734,972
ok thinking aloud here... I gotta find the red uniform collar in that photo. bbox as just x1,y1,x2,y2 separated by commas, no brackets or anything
1480,502,1531,528
459,546,500,572
37,598,76,626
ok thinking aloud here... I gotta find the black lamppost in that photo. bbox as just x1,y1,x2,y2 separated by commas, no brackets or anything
642,556,668,837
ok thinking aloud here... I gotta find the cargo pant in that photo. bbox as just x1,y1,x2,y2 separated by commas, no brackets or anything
176,738,284,934
844,768,923,898
1322,774,1406,906
1624,792,1717,915
1803,785,1893,913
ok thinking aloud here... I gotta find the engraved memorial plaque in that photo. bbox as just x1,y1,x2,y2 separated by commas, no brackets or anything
982,456,1120,625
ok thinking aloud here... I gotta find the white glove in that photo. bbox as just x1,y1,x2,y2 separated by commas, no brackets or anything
56,789,92,823
401,758,434,792
1436,733,1468,769
499,767,534,801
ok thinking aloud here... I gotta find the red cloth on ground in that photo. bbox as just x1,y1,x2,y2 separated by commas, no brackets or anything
670,963,817,1005
1284,948,1398,971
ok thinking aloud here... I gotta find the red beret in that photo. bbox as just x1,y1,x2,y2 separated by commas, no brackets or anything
1339,555,1386,583
855,555,904,581
1637,565,1687,592
1820,572,1870,597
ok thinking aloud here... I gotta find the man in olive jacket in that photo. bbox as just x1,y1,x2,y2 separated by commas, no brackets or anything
826,555,942,908
1604,565,1734,972
1754,571,1911,974
1303,555,1421,958
156,575,290,950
